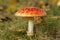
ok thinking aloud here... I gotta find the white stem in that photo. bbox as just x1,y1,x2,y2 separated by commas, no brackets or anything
27,20,34,36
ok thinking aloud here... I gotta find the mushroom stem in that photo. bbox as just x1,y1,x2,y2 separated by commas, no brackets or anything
27,20,34,36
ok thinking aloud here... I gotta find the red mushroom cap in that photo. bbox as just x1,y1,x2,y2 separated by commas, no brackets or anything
15,7,47,17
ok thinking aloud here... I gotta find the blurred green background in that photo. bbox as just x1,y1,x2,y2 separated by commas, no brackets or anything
0,0,60,40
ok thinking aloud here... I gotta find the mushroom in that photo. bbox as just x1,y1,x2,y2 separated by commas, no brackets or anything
15,7,47,36
57,0,60,6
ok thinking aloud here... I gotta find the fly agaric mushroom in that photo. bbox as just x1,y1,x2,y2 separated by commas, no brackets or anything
15,7,47,36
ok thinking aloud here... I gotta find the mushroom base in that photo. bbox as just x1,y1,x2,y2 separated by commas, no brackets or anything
27,32,34,36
